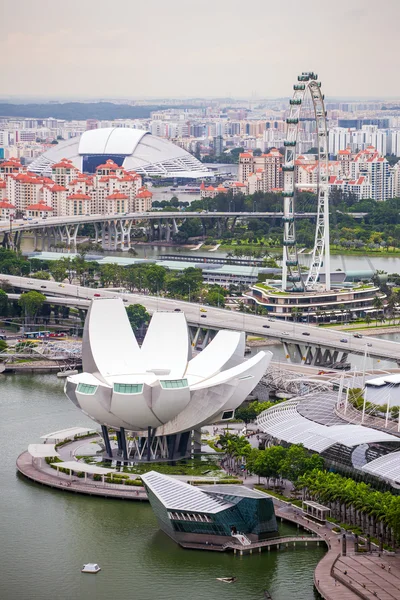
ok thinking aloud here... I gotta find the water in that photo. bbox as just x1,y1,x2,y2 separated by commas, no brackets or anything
0,373,324,600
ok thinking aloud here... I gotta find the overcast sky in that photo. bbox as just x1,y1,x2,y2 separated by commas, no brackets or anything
2,0,399,100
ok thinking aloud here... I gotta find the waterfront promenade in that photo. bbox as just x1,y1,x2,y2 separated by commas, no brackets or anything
275,503,400,600
16,444,400,600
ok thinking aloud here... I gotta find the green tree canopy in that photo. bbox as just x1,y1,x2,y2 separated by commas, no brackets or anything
31,270,51,280
0,289,8,316
18,291,46,319
126,304,150,331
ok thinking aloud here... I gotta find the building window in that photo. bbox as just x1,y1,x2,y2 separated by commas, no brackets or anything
160,379,188,389
113,383,143,394
77,383,97,394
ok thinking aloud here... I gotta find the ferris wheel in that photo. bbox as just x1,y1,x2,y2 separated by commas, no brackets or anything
282,71,330,292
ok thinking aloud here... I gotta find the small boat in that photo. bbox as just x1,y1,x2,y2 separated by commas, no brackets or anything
264,590,272,599
57,369,78,378
216,577,237,583
81,563,101,574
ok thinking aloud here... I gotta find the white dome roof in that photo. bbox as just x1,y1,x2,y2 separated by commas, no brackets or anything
29,127,210,178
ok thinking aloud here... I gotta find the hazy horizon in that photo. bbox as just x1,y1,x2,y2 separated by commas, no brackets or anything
2,0,400,99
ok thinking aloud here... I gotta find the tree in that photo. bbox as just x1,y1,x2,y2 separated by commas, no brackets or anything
0,289,8,316
18,291,46,324
205,291,225,308
126,304,150,331
279,444,320,483
31,271,51,280
247,446,287,485
373,296,383,326
144,265,167,294
0,339,7,352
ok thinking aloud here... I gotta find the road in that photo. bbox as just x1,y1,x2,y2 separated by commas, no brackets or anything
3,274,400,363
0,210,367,233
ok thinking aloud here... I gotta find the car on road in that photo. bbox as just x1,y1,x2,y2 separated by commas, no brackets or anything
367,343,372,347
201,314,207,318
200,308,207,313
40,285,46,289
282,331,289,335
94,293,101,297
302,332,310,336
263,325,270,329
58,284,65,287
174,308,181,312
353,333,363,338
340,338,348,343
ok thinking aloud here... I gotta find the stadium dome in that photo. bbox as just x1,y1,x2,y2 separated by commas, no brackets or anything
29,127,210,178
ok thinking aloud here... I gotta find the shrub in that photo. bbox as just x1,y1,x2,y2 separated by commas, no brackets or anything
124,479,143,487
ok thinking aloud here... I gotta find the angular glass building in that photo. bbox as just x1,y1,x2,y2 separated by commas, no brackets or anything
142,472,278,548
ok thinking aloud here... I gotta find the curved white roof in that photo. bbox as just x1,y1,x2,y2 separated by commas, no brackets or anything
362,452,400,488
141,471,232,513
257,399,400,453
29,127,210,178
78,127,147,155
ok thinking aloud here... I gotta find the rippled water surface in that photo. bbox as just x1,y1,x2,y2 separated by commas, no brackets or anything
1,374,324,600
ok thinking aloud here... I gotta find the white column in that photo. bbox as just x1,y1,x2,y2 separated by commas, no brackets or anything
361,387,368,424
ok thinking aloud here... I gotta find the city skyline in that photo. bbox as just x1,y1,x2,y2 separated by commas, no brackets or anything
2,0,400,99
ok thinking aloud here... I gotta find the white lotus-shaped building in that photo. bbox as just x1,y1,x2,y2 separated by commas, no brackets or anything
65,298,271,461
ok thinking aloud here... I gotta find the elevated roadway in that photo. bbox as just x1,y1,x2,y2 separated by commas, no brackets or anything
3,274,400,364
0,210,367,234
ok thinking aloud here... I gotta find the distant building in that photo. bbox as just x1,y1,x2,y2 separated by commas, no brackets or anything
213,135,224,157
142,471,278,548
238,148,283,192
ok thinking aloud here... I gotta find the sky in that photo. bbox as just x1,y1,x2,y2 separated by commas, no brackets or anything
1,0,400,100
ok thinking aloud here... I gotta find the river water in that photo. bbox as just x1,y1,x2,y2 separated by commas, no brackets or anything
0,373,324,600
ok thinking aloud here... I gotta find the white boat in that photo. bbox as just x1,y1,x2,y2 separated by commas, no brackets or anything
81,563,101,574
216,577,237,583
57,369,78,378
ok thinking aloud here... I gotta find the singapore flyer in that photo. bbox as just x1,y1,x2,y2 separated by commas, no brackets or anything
282,71,330,293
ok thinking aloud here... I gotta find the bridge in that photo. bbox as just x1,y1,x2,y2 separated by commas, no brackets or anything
3,274,400,365
0,210,367,251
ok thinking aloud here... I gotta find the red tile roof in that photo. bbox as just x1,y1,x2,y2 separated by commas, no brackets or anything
67,193,92,200
0,200,16,209
106,193,129,199
26,203,53,211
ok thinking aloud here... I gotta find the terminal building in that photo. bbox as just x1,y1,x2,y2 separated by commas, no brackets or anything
141,471,278,548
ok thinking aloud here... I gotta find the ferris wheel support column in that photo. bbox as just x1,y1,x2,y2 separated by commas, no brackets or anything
324,192,331,291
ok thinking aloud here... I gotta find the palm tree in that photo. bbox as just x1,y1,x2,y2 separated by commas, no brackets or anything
373,296,383,326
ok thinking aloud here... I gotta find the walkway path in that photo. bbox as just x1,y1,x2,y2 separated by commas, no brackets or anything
273,501,400,600
16,451,148,501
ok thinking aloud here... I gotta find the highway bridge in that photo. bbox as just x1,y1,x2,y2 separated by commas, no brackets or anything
3,274,399,366
0,210,368,251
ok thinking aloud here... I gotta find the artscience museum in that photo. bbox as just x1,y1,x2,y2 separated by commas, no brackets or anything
65,299,271,461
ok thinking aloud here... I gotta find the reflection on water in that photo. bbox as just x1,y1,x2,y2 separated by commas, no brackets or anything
1,373,324,600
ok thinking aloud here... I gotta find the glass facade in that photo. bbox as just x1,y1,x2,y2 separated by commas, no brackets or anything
82,154,127,173
76,383,97,394
113,383,143,394
160,379,188,389
145,486,278,543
